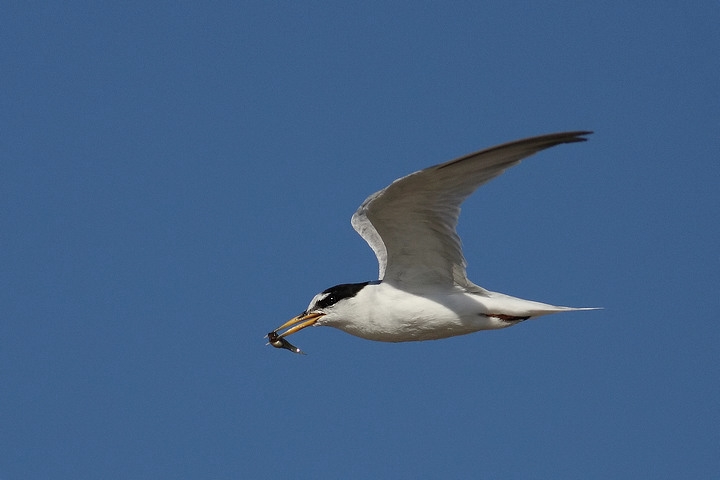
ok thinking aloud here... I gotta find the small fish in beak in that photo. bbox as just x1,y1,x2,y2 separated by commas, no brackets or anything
267,331,305,354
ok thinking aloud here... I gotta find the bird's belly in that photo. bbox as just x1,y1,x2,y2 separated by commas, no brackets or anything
332,291,506,342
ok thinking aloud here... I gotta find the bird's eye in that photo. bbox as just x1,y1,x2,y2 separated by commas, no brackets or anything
316,294,337,309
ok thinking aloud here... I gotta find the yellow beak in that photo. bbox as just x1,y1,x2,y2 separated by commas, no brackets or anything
273,311,325,338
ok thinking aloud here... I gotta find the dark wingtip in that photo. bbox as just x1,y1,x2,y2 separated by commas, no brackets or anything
547,130,593,144
567,130,593,142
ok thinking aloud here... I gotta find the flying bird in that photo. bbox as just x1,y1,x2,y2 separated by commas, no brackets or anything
268,131,598,353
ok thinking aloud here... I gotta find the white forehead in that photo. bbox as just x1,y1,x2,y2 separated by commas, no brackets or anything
307,291,330,311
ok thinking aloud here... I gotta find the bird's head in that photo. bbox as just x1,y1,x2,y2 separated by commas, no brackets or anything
267,282,371,353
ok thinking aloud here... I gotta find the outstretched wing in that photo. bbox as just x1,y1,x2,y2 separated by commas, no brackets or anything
350,131,592,289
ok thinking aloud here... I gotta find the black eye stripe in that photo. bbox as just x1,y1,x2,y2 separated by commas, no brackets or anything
316,295,336,309
314,282,370,309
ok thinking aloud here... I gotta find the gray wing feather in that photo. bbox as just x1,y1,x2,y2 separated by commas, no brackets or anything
351,131,592,289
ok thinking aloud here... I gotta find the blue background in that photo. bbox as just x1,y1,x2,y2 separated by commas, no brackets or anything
2,2,718,478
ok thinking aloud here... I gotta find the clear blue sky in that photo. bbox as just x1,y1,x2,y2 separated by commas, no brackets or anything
2,2,718,478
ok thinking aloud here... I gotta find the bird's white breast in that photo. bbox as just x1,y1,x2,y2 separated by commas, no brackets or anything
320,282,507,342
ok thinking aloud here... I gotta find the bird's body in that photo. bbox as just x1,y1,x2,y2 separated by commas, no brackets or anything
312,281,590,342
268,131,598,353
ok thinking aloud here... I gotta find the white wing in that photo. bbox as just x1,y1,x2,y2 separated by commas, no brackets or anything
351,131,592,289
